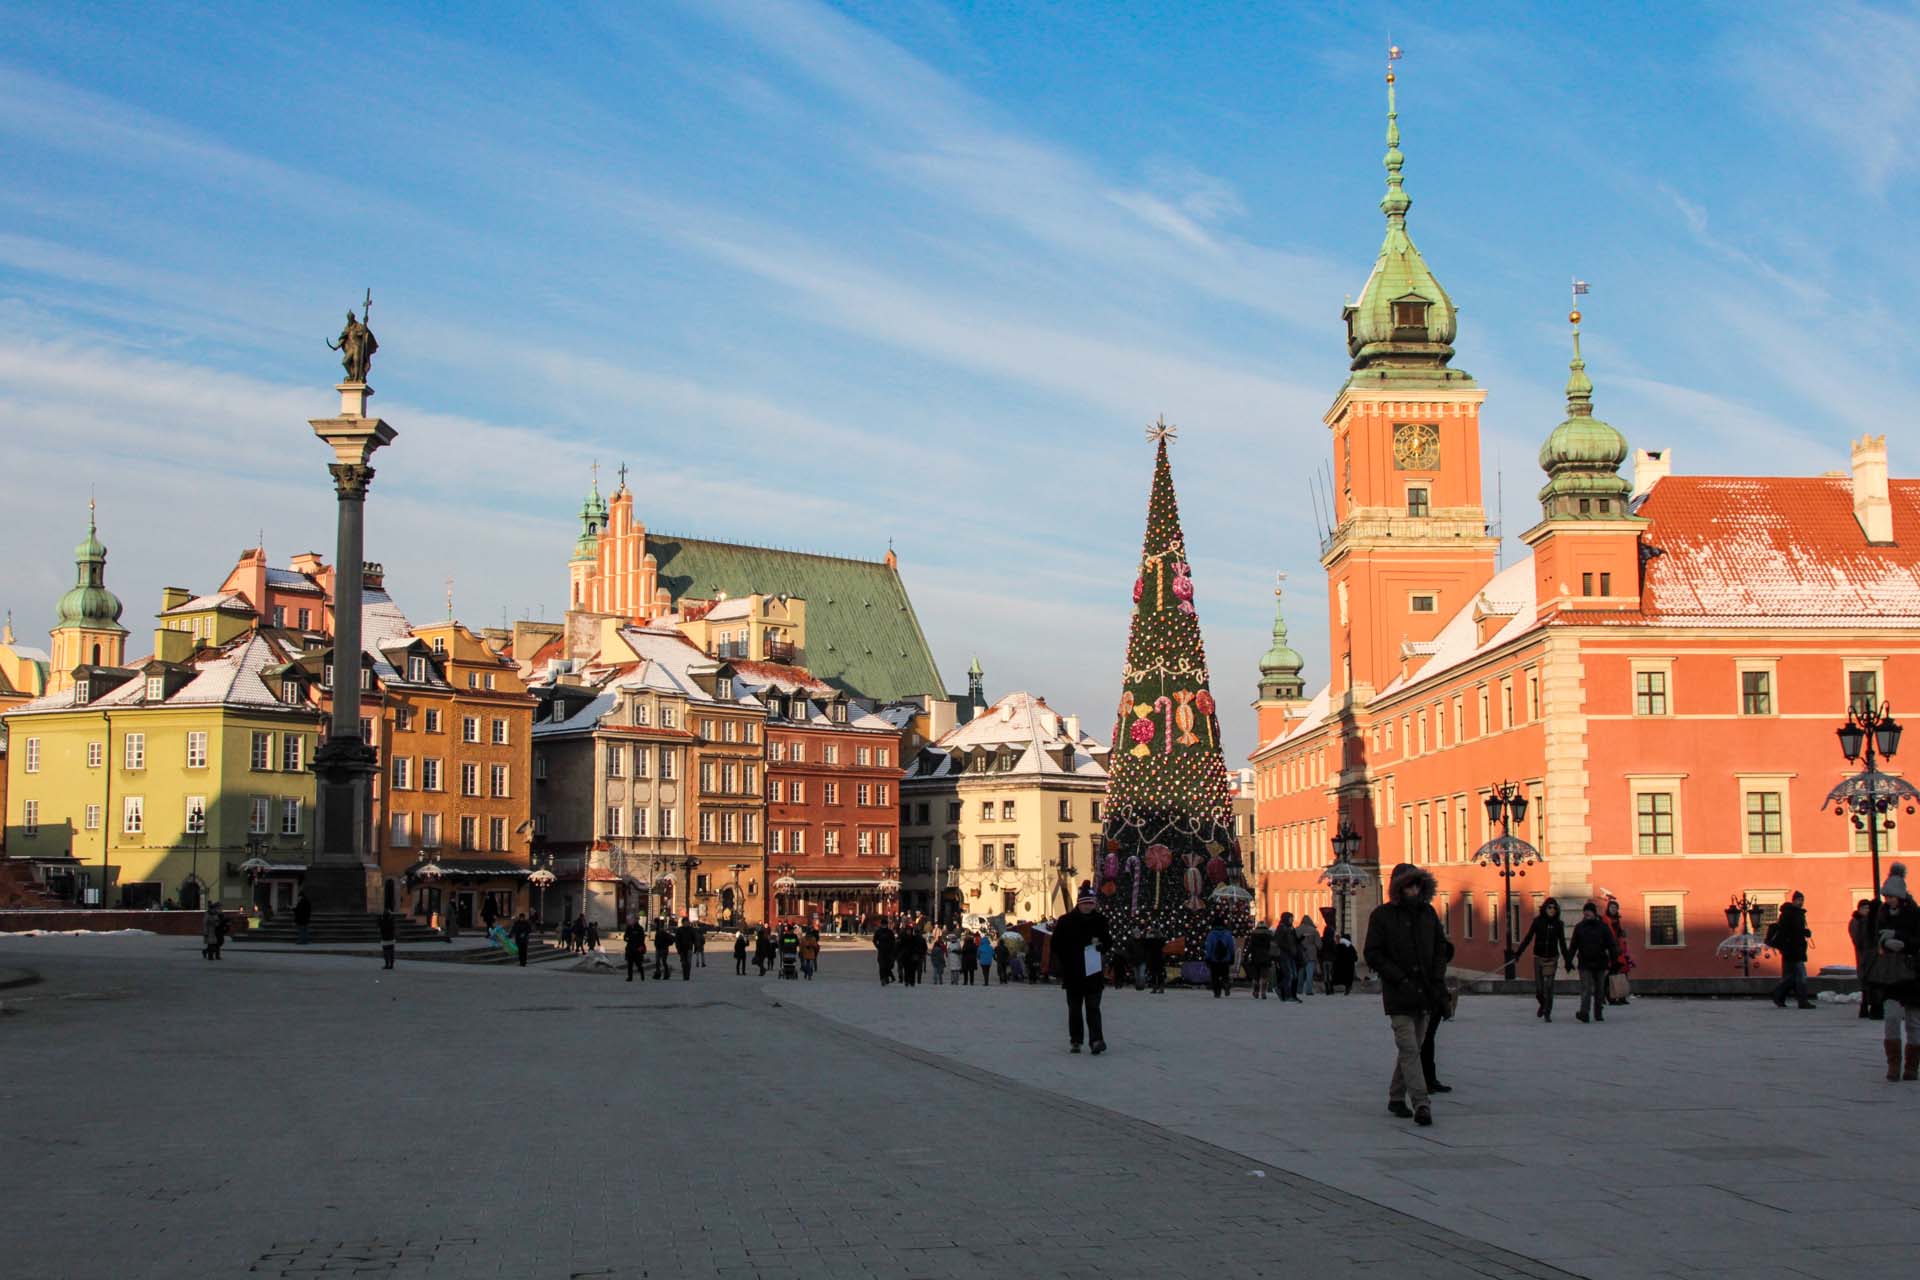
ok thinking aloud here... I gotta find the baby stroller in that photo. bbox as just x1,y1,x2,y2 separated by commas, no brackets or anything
778,932,800,980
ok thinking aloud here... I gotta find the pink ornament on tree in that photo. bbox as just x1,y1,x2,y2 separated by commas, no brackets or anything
1206,855,1227,884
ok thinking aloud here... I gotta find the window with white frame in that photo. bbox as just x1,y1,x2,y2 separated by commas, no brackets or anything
491,765,509,798
607,744,625,778
280,798,301,836
769,828,783,854
125,732,146,770
249,796,269,834
280,733,302,772
87,740,103,768
722,812,737,842
23,737,39,773
421,813,441,847
393,756,412,789
857,783,871,807
408,655,429,683
660,808,675,838
492,718,509,745
633,807,649,838
489,817,506,851
659,749,675,780
85,803,101,831
1633,665,1670,716
422,758,442,791
459,816,477,850
877,746,890,767
23,799,38,835
462,717,479,744
606,806,623,838
425,709,442,734
391,812,411,846
858,831,873,855
824,783,839,805
1635,790,1677,855
824,829,841,856
460,763,479,797
185,796,206,834
878,830,889,856
787,826,799,852
1645,895,1685,948
122,794,145,834
699,811,714,841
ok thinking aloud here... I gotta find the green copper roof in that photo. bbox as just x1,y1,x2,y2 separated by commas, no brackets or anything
1538,320,1630,515
646,534,947,702
1342,69,1473,389
54,508,127,633
572,477,607,562
1258,592,1305,679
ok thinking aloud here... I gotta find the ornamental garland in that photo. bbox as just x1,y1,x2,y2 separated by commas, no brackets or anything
1097,430,1249,952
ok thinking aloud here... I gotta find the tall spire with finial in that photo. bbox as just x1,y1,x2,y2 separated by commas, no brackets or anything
1342,43,1468,385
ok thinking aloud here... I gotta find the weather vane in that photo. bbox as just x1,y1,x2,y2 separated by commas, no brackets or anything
1388,39,1402,82
1146,414,1179,445
1570,277,1590,324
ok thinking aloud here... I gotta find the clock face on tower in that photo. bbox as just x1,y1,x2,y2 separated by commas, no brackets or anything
1393,423,1441,471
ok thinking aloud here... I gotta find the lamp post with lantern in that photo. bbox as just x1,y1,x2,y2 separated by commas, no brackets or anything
1830,704,1917,948
1318,821,1368,945
1717,892,1771,979
1472,782,1542,982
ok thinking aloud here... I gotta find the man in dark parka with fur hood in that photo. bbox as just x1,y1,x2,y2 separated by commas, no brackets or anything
1362,862,1449,1126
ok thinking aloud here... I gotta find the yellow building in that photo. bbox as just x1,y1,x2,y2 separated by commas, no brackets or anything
900,689,1110,925
4,629,323,908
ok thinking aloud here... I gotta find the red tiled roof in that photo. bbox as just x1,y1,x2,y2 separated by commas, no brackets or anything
728,658,830,691
529,636,564,664
1636,476,1920,624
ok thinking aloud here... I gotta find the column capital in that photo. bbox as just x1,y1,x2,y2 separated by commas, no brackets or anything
329,463,376,498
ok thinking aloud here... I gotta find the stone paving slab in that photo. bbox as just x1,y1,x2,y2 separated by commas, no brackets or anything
0,936,1585,1279
767,964,1920,1279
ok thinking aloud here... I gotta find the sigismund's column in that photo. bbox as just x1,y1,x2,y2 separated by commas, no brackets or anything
306,300,396,913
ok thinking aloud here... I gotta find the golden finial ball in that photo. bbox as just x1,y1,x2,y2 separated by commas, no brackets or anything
1385,70,1395,83
1569,309,1581,324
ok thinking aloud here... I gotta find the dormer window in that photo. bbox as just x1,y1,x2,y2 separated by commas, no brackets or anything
408,656,428,683
146,675,164,701
282,680,301,704
717,677,733,700
1393,299,1429,329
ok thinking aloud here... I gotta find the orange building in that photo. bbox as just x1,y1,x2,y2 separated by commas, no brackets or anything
1249,75,1920,979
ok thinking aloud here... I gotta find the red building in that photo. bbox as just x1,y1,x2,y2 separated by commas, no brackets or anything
1249,76,1920,978
732,662,903,927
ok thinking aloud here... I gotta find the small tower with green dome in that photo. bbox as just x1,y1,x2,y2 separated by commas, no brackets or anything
1254,575,1310,741
48,498,128,691
567,465,610,608
1520,298,1648,617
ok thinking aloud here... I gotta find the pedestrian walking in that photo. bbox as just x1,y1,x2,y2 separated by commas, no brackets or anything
754,927,774,976
959,931,978,985
931,932,948,984
1274,912,1304,1002
1054,883,1113,1054
1851,898,1882,1020
481,896,498,936
1362,863,1449,1126
1245,921,1273,999
694,922,707,967
873,920,897,985
1872,864,1920,1081
1296,916,1321,997
1203,920,1236,997
1568,901,1619,1023
294,892,313,946
1768,891,1816,1009
653,919,674,979
1329,933,1359,994
573,913,589,955
624,919,647,981
1604,898,1633,1005
799,927,820,980
378,908,397,970
1421,935,1457,1096
202,903,222,961
585,920,601,953
733,930,750,975
1514,899,1570,1021
674,916,696,980
510,912,533,967
1005,927,1027,982
560,917,574,952
977,932,996,987
902,927,927,986
1142,927,1168,994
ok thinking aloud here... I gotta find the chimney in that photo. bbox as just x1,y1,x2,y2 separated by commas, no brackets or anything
1063,713,1081,741
1852,434,1894,545
362,561,385,591
1630,448,1671,503
160,586,191,612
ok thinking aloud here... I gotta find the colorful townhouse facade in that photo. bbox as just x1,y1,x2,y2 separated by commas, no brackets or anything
731,660,904,927
900,689,1110,926
1248,71,1920,978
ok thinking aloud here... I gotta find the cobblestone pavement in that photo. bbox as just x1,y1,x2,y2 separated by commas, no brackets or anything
774,955,1920,1280
0,936,1576,1280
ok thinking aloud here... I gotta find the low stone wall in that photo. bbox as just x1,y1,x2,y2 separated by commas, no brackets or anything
0,909,239,936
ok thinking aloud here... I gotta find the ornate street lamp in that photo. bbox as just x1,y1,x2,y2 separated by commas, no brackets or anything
877,865,902,921
1717,893,1772,979
528,859,556,927
1829,703,1918,974
1472,781,1542,981
1319,821,1369,943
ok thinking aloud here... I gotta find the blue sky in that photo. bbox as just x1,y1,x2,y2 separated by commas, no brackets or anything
2,1,1914,760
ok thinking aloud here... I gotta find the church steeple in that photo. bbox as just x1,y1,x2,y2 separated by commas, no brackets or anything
48,498,127,691
1342,47,1470,387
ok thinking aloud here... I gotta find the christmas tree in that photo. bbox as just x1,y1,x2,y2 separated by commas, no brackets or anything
1098,420,1249,951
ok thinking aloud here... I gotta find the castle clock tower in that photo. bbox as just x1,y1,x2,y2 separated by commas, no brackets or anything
1321,51,1498,706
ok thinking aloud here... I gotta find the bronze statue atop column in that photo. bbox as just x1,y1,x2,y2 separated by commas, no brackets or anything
326,290,378,383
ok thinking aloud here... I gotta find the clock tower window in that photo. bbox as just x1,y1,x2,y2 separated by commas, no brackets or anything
1406,486,1430,518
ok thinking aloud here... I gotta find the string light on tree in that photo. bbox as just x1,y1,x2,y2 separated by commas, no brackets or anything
1098,420,1249,951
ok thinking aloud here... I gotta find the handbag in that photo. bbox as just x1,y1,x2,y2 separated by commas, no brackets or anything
1607,972,1630,1000
1867,951,1918,986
